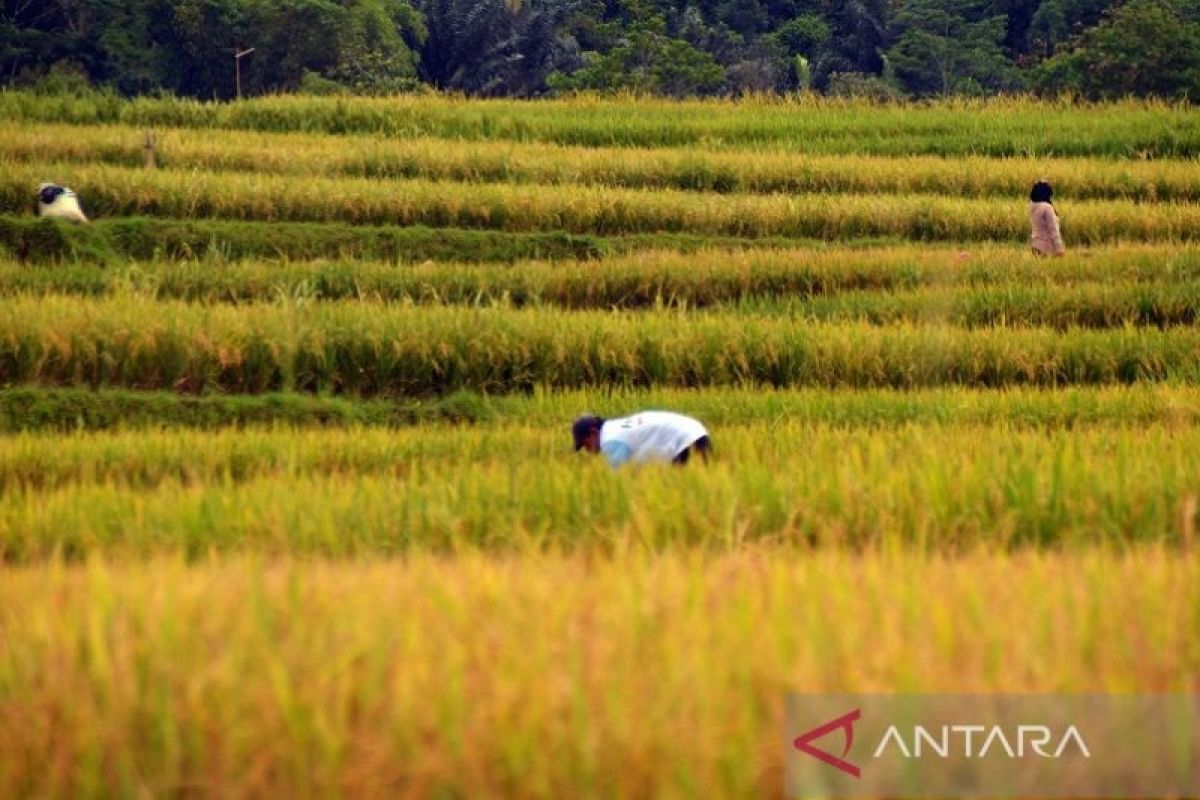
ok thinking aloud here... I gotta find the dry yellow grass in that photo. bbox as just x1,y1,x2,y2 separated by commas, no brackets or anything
0,549,1195,798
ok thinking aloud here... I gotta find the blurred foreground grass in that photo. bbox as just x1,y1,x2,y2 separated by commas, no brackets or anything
0,550,1194,798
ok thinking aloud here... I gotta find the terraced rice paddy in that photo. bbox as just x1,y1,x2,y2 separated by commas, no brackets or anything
0,92,1198,798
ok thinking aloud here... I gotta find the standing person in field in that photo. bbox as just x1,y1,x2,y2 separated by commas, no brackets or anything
1030,180,1065,257
572,411,712,467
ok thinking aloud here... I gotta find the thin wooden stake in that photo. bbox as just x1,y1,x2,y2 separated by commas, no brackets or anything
143,131,157,169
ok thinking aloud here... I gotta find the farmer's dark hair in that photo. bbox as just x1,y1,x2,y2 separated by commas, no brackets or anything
38,185,65,205
1030,181,1053,204
572,415,605,451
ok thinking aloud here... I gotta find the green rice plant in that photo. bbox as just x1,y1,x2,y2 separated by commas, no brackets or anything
0,215,902,267
6,383,1200,432
7,122,1200,200
2,90,1199,155
3,244,1199,306
0,215,607,264
4,248,1200,326
4,296,1200,394
4,384,1200,433
1,425,1199,557
748,281,1200,328
6,162,1200,242
0,386,500,432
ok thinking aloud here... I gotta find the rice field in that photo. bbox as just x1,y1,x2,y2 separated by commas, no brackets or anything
10,160,1200,241
8,122,1200,200
3,552,1195,797
3,423,1200,559
1,92,1198,798
3,92,1198,155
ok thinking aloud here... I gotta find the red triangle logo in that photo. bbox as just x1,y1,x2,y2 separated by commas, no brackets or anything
793,708,862,778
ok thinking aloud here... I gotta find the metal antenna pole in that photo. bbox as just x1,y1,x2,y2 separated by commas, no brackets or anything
234,48,255,100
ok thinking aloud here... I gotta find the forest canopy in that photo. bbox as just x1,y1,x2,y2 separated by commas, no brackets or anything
3,0,1199,99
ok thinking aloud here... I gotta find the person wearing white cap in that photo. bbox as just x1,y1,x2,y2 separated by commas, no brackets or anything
572,410,711,468
36,183,89,223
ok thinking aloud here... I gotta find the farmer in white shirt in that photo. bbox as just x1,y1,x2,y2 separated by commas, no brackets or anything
572,411,712,467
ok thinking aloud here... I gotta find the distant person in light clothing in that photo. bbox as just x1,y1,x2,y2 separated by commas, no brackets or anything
1030,181,1064,257
572,411,711,467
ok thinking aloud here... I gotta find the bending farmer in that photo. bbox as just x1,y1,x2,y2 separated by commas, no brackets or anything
572,411,712,468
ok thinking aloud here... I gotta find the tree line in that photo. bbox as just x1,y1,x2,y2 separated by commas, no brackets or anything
4,0,1200,100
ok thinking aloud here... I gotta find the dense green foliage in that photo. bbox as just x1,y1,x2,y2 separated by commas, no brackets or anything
5,0,1200,98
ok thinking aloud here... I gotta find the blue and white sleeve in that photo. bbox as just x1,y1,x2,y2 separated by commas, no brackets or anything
601,440,633,468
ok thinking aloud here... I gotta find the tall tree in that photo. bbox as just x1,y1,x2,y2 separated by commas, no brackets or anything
1,0,106,81
417,0,581,96
1027,0,1109,56
1033,0,1200,98
811,0,890,86
720,0,769,35
326,0,425,92
774,12,831,60
550,0,726,96
987,0,1040,56
887,0,1018,95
